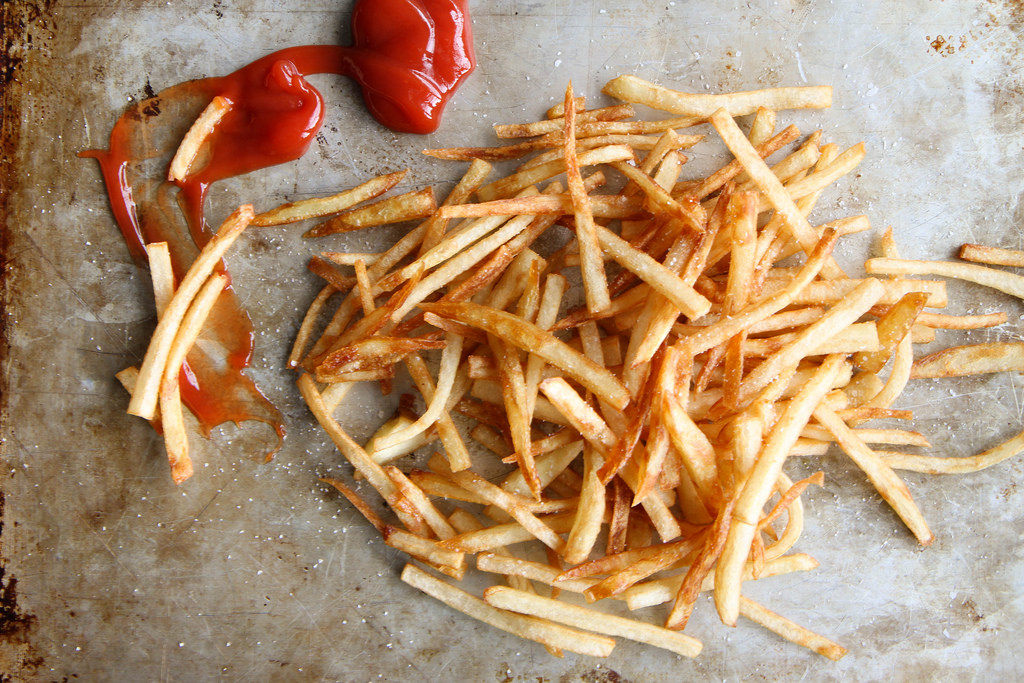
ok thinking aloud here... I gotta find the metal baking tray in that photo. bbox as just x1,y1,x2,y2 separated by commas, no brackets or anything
2,1,1022,679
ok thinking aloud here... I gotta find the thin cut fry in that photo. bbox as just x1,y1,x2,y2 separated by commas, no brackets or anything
401,564,616,657
484,586,702,658
603,75,832,117
167,95,231,182
129,205,254,420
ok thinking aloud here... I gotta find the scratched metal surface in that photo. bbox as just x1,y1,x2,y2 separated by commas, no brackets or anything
2,0,1023,680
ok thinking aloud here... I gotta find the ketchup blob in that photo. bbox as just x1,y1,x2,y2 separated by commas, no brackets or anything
80,0,475,451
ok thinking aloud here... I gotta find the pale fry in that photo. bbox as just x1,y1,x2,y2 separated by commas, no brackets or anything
866,256,1024,301
401,564,615,657
129,205,254,420
603,75,832,117
739,596,847,661
882,428,1024,474
484,586,703,658
167,95,231,182
911,342,1024,378
813,404,934,545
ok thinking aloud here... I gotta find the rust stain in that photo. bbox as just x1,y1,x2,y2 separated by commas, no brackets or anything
2,2,54,680
0,494,42,682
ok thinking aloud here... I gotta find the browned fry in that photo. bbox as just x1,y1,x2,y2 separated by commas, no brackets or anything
853,292,929,373
959,243,1024,267
607,476,632,556
305,188,436,237
308,255,356,292
424,302,631,411
320,476,387,534
665,496,736,630
494,104,636,138
315,336,445,381
583,531,708,602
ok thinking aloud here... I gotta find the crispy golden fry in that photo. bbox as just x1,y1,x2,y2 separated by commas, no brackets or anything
424,302,631,411
564,83,612,313
959,243,1024,267
305,188,436,237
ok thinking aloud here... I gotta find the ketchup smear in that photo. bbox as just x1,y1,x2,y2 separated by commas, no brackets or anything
80,0,475,452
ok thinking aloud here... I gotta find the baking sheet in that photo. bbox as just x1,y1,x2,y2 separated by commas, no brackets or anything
2,1,1023,680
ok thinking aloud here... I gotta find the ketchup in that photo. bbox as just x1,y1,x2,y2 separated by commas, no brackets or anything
80,0,475,452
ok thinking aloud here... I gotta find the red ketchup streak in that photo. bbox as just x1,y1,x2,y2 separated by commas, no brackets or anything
80,0,475,452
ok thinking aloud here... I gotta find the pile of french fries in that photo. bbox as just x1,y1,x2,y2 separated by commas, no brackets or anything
126,75,1024,660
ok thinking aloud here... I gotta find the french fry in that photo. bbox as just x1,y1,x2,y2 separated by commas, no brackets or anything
401,564,615,657
739,596,847,661
958,243,1024,267
484,586,702,658
167,95,231,182
425,303,631,411
564,84,611,313
813,404,933,545
603,75,832,117
158,272,227,483
252,170,406,226
866,256,1024,300
129,205,254,420
882,427,1024,474
911,342,1024,378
